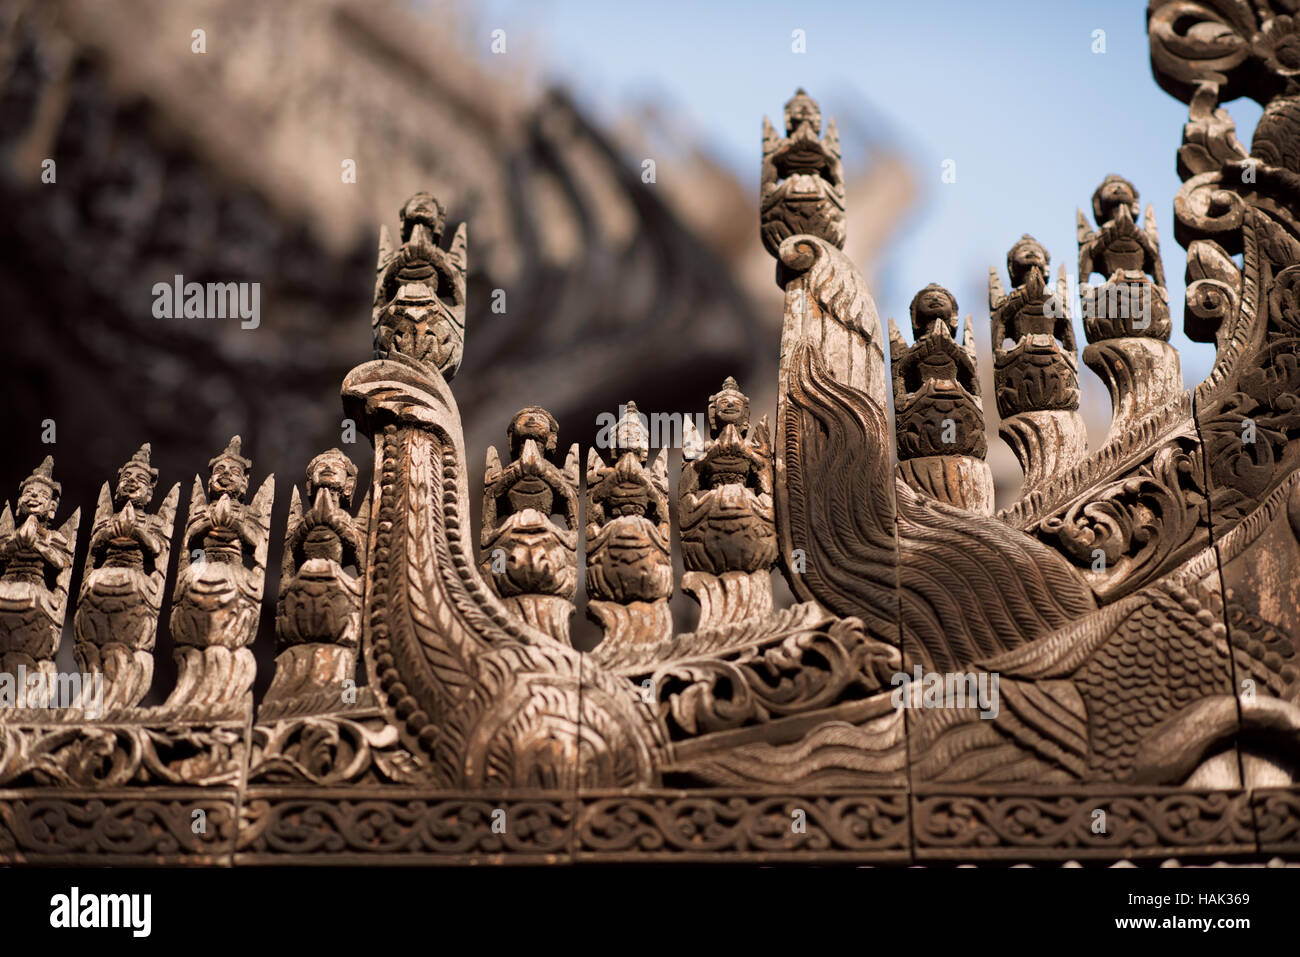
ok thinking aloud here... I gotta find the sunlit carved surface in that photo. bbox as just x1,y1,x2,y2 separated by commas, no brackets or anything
1,3,1300,864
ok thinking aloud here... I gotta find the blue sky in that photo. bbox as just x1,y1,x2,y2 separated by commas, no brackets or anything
458,0,1264,388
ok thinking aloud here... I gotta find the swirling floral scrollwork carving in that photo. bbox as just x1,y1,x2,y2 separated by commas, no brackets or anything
643,616,898,738
1038,437,1208,600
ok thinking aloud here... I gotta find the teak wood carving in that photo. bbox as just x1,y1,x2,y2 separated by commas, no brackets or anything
2,3,1300,865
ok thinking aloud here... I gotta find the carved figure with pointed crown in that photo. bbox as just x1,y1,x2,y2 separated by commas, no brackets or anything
889,284,993,513
679,377,778,626
73,444,180,709
482,407,580,644
1078,174,1170,340
0,457,79,682
168,436,274,711
373,191,468,379
761,87,846,256
586,402,673,645
264,448,367,715
989,235,1089,491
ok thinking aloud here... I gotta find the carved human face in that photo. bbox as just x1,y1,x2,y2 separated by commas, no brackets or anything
1097,177,1136,219
17,481,55,522
713,391,747,426
1010,242,1048,284
308,453,355,501
512,409,554,446
116,466,155,509
208,458,249,500
916,289,956,323
401,193,443,238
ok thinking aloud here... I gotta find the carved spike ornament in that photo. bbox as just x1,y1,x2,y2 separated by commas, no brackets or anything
3,22,1300,867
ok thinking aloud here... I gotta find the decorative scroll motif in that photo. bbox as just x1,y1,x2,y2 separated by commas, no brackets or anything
632,610,896,741
236,791,573,862
481,407,580,644
585,403,673,646
0,457,79,685
761,88,845,256
989,236,1089,493
73,445,179,711
1035,434,1209,601
889,284,993,513
0,721,244,788
167,436,274,713
679,378,778,627
262,449,367,720
249,707,422,786
911,789,1255,860
576,791,910,862
0,794,237,865
1146,2,1300,765
373,191,468,381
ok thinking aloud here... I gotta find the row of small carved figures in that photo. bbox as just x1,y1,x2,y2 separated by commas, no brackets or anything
0,375,782,711
0,438,363,713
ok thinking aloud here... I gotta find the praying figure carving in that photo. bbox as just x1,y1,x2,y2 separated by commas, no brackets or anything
1076,176,1182,445
761,87,846,256
481,407,580,645
679,377,778,627
73,444,180,710
989,235,1089,491
373,190,468,380
167,436,274,712
1077,174,1170,341
888,284,993,513
264,448,367,717
0,457,79,685
586,402,673,646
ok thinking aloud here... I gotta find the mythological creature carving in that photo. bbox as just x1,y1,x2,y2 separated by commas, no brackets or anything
481,407,580,644
73,445,179,711
7,17,1300,865
167,436,274,712
0,457,79,686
